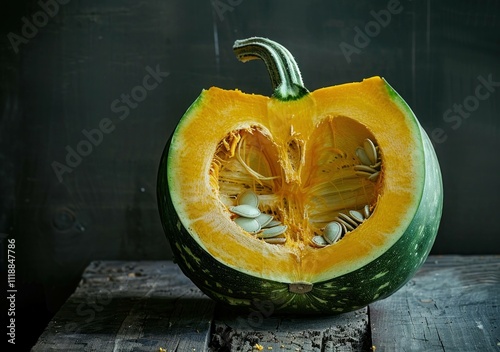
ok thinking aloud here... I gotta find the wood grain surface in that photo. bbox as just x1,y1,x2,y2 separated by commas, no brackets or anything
370,255,500,351
32,261,215,352
32,256,500,352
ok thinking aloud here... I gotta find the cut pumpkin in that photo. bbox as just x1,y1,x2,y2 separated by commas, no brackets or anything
157,37,443,314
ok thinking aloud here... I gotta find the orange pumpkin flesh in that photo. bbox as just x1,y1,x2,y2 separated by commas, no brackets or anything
167,77,423,283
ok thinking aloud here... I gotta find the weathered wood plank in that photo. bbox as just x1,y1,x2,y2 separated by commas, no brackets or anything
32,256,500,352
369,255,500,352
211,305,370,351
32,261,215,352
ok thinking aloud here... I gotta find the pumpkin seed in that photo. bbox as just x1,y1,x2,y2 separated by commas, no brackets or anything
339,220,348,235
229,204,261,218
354,165,378,173
263,219,282,228
234,217,261,233
338,212,359,227
310,205,374,248
237,189,259,208
349,210,365,223
257,225,288,238
311,235,328,247
368,171,380,181
370,161,382,169
334,216,355,231
363,138,378,165
364,205,371,219
264,237,287,244
324,221,342,244
255,213,273,228
356,147,372,166
355,171,373,178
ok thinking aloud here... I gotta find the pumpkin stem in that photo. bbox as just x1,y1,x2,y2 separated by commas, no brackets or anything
233,37,309,101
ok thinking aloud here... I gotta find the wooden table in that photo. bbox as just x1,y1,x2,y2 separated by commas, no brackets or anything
32,256,500,351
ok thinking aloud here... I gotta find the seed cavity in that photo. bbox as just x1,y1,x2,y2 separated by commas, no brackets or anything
311,204,372,248
215,129,382,249
229,189,287,245
354,138,382,182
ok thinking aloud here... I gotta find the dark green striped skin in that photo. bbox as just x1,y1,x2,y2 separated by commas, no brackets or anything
157,93,443,315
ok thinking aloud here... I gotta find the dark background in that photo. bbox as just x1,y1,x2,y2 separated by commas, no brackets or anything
1,0,499,350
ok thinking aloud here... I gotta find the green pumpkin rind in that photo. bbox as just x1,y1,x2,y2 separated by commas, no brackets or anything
156,38,443,315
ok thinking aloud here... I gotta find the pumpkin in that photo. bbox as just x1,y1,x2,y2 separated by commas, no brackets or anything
157,37,443,314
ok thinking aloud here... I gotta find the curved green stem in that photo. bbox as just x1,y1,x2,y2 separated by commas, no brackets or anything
233,37,309,101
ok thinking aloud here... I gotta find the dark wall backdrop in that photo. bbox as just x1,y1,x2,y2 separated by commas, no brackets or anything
1,0,499,349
